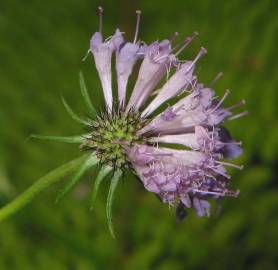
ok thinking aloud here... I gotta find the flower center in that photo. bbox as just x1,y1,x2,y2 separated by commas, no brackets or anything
82,110,146,168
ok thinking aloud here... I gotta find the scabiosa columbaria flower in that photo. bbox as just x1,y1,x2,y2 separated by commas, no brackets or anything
30,7,247,236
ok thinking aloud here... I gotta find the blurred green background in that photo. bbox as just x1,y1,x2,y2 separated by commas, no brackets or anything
0,0,277,269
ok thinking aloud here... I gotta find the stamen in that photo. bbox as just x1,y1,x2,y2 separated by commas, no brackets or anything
216,161,244,170
210,166,231,179
191,189,226,197
209,72,223,87
98,6,104,33
228,111,248,121
169,32,179,43
82,49,90,61
226,100,246,111
133,10,142,43
209,89,230,113
226,189,240,197
219,141,242,146
190,78,198,92
175,32,199,56
187,47,207,71
174,37,191,54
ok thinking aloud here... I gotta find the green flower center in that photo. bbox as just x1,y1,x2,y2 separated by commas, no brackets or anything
82,110,146,168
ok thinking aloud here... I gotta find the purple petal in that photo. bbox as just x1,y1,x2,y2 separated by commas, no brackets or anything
142,61,196,117
116,42,142,105
90,30,123,110
126,40,176,111
193,197,211,217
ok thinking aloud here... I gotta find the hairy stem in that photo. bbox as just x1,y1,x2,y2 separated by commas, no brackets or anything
0,154,89,222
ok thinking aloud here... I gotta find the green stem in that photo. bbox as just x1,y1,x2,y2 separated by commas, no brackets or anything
0,154,89,222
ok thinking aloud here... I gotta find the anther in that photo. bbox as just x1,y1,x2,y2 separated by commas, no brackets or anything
133,10,142,43
216,161,244,170
98,6,104,33
169,32,179,43
226,189,240,197
192,189,226,197
175,31,199,56
228,111,248,121
209,89,230,113
220,141,242,146
209,72,223,87
226,100,246,111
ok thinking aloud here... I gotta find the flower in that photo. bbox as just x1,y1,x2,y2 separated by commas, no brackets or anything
33,7,247,235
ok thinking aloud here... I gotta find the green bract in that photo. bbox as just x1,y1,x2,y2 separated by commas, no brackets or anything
81,109,146,169
0,72,135,238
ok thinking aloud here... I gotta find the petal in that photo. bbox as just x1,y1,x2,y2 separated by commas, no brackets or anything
161,182,177,192
145,181,160,193
180,193,192,208
193,197,211,217
142,61,196,117
207,108,232,125
223,144,243,159
116,41,143,105
139,109,207,135
126,40,176,111
160,107,178,121
90,30,123,111
138,88,215,135
90,32,103,51
112,28,125,49
172,87,214,113
156,146,203,165
125,144,156,166
127,144,207,167
149,133,199,150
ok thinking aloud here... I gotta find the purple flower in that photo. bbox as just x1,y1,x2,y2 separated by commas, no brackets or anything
125,144,240,215
25,7,248,238
85,7,247,219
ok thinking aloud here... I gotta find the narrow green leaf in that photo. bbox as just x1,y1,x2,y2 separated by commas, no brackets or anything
79,71,97,116
90,165,113,210
55,153,99,203
61,96,89,125
0,154,89,222
106,169,122,238
29,134,87,144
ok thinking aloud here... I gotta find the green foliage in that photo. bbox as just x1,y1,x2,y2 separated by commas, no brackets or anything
0,0,277,269
106,170,122,238
79,71,97,117
90,165,113,210
0,155,89,222
61,96,90,126
29,134,86,144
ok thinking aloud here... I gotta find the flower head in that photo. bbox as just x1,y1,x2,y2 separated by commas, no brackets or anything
34,7,247,236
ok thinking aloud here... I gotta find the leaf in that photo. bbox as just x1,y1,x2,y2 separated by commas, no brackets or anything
79,71,97,116
0,154,89,222
106,169,122,238
55,153,99,203
61,96,89,125
90,165,113,210
28,134,87,144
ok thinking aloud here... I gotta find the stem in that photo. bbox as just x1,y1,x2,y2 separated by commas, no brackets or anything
0,154,89,222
